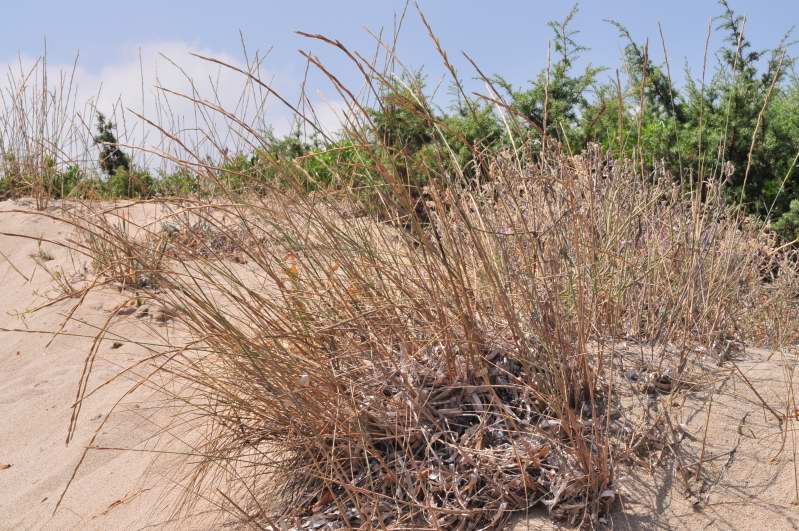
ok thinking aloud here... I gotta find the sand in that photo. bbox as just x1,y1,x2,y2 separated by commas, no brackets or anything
1,197,797,530
511,345,799,530
0,199,218,530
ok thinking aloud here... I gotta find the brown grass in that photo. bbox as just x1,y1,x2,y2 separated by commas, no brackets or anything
58,143,799,528
4,16,799,530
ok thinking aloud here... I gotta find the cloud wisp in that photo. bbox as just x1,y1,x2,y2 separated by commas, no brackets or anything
0,41,345,171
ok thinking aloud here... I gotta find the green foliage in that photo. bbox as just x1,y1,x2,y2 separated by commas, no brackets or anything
530,1,798,240
0,153,24,198
105,166,153,198
363,74,440,203
0,155,85,200
372,74,435,155
152,169,199,197
0,175,10,199
365,73,507,191
6,1,799,246
499,4,602,149
93,113,131,177
761,84,799,218
215,152,269,193
440,103,505,181
773,199,799,241
301,140,378,190
91,112,157,198
44,163,84,199
274,0,797,242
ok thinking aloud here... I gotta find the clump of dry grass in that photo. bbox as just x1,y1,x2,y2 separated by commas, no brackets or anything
8,16,793,529
78,206,168,289
62,142,798,528
160,209,259,263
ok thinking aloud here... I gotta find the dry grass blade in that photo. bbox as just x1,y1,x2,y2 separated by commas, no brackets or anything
63,143,799,528
6,12,798,530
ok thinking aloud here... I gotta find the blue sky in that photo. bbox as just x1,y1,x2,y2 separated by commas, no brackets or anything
2,1,797,140
4,1,796,79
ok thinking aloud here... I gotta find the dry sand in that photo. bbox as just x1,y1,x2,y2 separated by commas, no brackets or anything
1,198,797,530
0,199,219,530
511,345,799,530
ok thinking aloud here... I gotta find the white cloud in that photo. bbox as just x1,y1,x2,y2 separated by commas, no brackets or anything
0,41,345,170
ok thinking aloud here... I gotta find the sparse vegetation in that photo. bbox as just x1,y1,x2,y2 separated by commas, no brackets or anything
30,240,54,262
3,1,799,529
64,145,799,528
4,2,798,237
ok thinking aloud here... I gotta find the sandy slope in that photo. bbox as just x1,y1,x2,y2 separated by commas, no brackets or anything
0,199,218,530
1,198,798,530
511,344,799,530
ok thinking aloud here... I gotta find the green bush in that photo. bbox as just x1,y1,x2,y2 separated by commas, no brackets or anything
105,166,154,198
774,200,799,242
8,1,799,245
301,140,375,190
153,169,199,197
49,164,84,198
94,113,130,177
0,154,24,199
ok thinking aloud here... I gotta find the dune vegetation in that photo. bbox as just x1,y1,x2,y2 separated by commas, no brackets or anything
2,1,799,529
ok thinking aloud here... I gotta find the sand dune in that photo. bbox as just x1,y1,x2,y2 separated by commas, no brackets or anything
0,199,217,530
1,198,797,530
